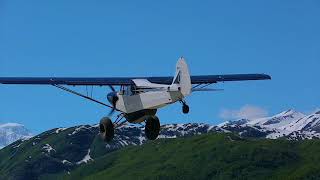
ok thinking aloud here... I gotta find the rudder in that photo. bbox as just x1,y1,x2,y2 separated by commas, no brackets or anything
172,57,192,97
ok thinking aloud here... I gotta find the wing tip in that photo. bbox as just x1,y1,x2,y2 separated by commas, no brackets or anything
263,74,272,80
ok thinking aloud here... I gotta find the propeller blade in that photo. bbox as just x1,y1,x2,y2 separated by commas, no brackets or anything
108,98,118,116
107,92,119,117
109,85,116,92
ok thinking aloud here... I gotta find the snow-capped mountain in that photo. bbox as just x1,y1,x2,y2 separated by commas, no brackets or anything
219,109,320,140
247,109,305,130
0,123,32,149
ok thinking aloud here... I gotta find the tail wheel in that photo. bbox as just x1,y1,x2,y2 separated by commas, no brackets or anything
145,116,160,140
99,117,114,142
182,104,190,114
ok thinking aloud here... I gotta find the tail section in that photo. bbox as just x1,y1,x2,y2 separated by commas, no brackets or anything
172,57,192,97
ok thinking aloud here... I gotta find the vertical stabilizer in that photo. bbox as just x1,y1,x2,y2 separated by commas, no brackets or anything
172,57,192,97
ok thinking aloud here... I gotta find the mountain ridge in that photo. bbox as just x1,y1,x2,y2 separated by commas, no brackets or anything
2,108,320,150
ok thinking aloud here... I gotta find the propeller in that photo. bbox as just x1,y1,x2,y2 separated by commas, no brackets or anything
107,85,119,116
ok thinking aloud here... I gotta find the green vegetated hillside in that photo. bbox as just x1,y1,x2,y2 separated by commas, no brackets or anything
60,133,320,180
2,131,320,180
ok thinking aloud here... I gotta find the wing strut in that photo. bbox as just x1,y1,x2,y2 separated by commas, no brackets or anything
52,84,121,112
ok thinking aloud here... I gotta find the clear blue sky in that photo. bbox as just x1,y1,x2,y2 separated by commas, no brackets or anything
0,1,319,133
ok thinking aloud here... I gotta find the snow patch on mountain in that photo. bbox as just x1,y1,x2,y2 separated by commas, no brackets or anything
43,144,56,154
68,125,90,136
218,119,250,127
55,128,67,134
62,160,72,165
77,149,93,165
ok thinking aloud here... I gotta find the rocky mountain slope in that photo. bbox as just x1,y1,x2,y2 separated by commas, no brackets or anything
0,123,32,149
0,123,223,179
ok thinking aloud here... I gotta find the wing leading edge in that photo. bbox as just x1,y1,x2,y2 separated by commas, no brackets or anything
0,74,271,86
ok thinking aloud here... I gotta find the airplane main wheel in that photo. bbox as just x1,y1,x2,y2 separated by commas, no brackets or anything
145,116,160,140
99,117,114,142
183,104,190,114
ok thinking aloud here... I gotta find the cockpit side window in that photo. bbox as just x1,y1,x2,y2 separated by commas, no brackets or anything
173,71,181,84
124,85,137,96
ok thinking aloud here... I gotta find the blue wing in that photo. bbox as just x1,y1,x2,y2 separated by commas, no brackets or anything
0,74,271,86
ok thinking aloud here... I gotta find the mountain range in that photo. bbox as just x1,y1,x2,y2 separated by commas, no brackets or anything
1,109,320,150
1,109,320,179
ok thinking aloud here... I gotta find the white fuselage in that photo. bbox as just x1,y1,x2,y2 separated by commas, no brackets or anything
114,58,192,122
116,90,183,114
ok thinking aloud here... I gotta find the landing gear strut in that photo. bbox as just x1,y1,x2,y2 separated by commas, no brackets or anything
99,117,114,142
145,116,160,140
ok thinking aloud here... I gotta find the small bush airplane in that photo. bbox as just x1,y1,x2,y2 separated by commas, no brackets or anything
0,58,271,141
